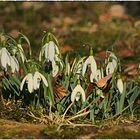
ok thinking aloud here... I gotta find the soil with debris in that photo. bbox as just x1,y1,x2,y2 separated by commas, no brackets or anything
0,119,140,139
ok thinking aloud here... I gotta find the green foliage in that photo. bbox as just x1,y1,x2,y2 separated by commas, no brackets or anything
0,32,139,124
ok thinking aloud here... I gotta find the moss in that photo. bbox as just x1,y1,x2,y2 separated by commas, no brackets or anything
93,129,140,139
41,125,94,139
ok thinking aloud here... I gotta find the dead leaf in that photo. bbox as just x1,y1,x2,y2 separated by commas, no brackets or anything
53,84,67,102
86,74,112,97
95,73,112,88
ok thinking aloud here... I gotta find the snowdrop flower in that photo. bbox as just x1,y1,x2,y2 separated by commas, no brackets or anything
10,55,19,73
0,48,11,71
0,48,19,73
108,52,118,68
90,68,104,82
106,52,118,75
82,55,97,79
52,60,59,77
71,83,86,102
117,78,123,94
20,73,34,93
39,41,60,62
33,71,48,90
20,71,48,93
106,62,116,75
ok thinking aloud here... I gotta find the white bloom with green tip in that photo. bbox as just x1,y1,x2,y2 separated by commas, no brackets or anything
71,84,86,102
10,56,19,73
117,78,123,94
82,48,97,79
0,48,19,73
106,62,116,75
20,72,48,93
52,60,59,77
106,52,118,75
0,48,11,71
20,73,34,93
82,55,97,78
39,41,60,62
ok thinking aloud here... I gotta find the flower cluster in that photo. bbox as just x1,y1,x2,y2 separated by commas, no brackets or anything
39,36,63,77
0,48,19,73
20,71,48,93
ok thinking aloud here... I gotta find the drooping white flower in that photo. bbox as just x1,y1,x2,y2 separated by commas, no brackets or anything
106,62,116,75
106,52,118,75
108,52,118,67
117,78,123,94
82,56,97,79
90,68,103,82
39,41,60,62
10,56,19,73
71,84,86,102
33,71,48,90
52,60,59,77
0,48,19,73
20,73,34,93
20,71,48,93
0,48,11,71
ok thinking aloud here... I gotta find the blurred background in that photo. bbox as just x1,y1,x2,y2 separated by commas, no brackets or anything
1,2,140,73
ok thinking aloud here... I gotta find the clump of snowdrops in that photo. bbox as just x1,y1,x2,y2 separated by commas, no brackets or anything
0,32,139,124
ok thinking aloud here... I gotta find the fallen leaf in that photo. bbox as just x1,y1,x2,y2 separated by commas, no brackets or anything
95,73,112,88
53,84,67,102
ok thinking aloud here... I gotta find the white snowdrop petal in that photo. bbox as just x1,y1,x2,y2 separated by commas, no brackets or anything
67,63,70,76
52,61,59,77
82,57,90,77
10,56,16,73
106,62,115,75
38,72,48,87
1,48,7,69
39,44,46,61
71,85,86,102
117,78,124,94
6,50,11,67
13,56,19,72
44,43,49,60
33,72,40,90
90,56,97,76
20,75,28,91
90,73,94,83
27,73,34,93
54,43,60,54
48,41,55,61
